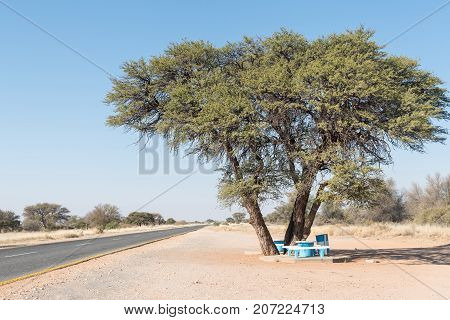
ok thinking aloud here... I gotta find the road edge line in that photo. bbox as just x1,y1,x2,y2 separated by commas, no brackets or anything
0,227,199,287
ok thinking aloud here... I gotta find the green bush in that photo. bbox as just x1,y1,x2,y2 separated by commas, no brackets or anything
22,219,42,231
414,205,450,225
166,218,176,224
105,221,120,229
0,210,21,232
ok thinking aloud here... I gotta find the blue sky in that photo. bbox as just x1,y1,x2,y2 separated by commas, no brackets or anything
0,0,449,220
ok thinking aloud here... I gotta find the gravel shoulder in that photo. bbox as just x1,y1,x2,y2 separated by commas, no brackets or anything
0,226,448,300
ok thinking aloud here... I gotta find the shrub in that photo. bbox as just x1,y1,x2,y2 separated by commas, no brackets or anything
414,205,450,225
0,210,21,232
126,212,155,226
105,221,121,229
166,218,176,224
22,219,42,231
232,212,246,223
225,217,235,224
85,204,121,229
67,216,88,229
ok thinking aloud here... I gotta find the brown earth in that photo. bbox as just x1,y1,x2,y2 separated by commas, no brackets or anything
0,226,448,300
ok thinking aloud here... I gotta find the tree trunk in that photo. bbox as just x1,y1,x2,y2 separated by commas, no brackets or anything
283,178,314,244
245,198,279,256
283,191,310,244
302,182,327,239
303,202,320,239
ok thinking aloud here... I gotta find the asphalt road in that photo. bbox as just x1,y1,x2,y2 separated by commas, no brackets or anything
0,225,203,282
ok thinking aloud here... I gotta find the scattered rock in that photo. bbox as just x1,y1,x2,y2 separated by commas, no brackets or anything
365,259,379,263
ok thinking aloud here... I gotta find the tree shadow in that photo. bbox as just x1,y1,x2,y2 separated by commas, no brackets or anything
333,243,450,265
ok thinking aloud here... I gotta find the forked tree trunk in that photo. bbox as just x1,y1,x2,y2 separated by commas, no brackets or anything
283,184,312,244
244,198,279,256
284,181,327,245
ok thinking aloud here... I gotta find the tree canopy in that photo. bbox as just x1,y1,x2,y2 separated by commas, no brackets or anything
106,28,448,254
23,203,70,230
0,210,21,232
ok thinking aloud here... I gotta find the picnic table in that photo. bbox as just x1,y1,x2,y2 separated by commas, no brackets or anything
282,245,330,258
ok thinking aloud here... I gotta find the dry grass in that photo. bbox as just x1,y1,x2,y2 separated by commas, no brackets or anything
0,224,197,247
210,223,450,241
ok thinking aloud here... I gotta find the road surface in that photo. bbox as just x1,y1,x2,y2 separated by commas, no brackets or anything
0,225,203,282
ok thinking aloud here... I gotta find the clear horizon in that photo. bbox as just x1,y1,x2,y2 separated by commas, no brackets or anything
1,0,449,220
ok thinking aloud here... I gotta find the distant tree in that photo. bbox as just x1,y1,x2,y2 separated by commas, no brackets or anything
22,219,42,231
225,217,235,224
232,212,246,224
364,179,407,222
66,215,88,229
406,173,450,225
151,213,166,225
265,192,297,224
316,202,346,225
166,218,176,224
85,204,121,230
23,203,70,230
205,219,215,224
126,212,155,226
0,210,21,232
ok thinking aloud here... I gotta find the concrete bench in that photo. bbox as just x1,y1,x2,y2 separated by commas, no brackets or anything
282,245,330,258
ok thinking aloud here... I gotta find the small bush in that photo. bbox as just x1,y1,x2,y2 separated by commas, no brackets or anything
22,219,42,231
213,222,220,226
105,221,120,229
166,218,176,224
63,232,80,239
414,205,450,225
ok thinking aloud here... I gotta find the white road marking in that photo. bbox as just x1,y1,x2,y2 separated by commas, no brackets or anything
74,242,92,247
2,251,38,258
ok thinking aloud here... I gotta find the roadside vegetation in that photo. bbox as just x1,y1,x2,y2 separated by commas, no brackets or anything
0,203,185,246
266,173,450,226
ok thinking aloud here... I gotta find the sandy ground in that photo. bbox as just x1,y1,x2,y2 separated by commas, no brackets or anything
0,226,448,300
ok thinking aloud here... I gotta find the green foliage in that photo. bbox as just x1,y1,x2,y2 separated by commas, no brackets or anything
166,218,176,224
407,173,450,225
23,203,70,230
105,221,121,230
225,217,235,223
126,212,155,226
265,192,296,223
232,212,246,223
152,213,166,225
414,206,450,225
318,179,406,224
22,219,42,231
66,215,88,229
321,161,386,206
85,204,121,229
0,210,21,232
106,28,448,236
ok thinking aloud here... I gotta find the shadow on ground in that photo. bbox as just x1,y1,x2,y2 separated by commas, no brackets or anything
333,244,449,265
